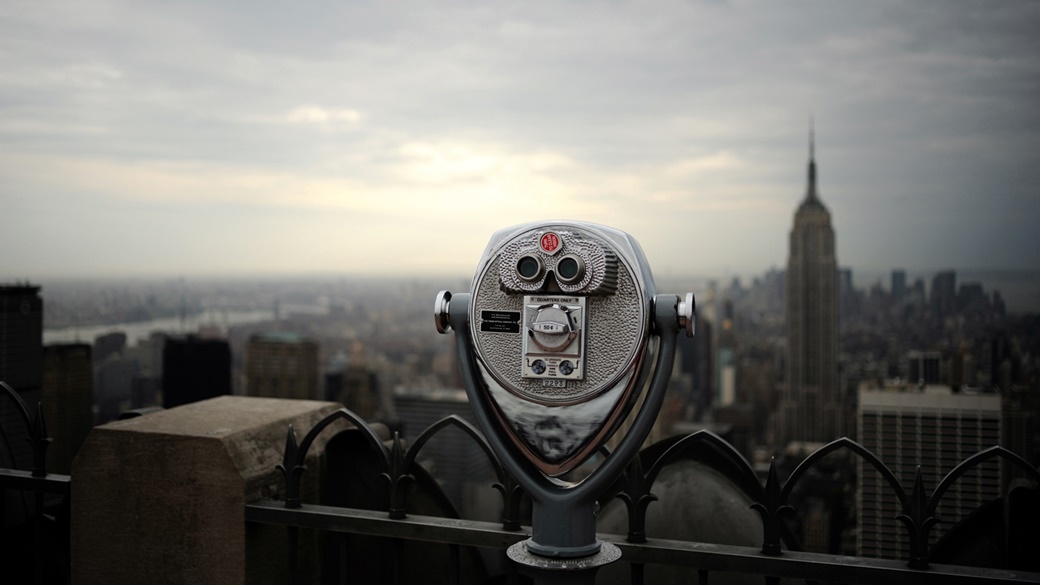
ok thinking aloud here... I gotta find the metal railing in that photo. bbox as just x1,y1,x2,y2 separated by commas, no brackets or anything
5,384,1034,584
245,406,1040,585
0,381,72,585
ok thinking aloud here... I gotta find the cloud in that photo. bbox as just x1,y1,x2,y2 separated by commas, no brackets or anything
1,152,363,209
286,106,362,127
0,140,582,216
2,0,1038,278
665,152,745,177
49,62,124,90
398,141,571,182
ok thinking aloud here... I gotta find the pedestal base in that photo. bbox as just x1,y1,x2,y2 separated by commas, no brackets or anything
507,539,620,569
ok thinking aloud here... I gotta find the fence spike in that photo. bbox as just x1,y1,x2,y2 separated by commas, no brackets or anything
614,454,658,544
30,402,53,478
897,466,939,570
751,457,793,556
276,425,307,509
383,431,414,519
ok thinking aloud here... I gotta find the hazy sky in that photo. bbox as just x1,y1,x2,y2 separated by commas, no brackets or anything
2,0,1038,280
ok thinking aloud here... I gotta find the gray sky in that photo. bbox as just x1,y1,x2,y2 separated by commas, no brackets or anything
2,0,1038,280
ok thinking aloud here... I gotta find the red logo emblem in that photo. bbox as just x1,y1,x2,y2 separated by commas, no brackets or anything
540,232,561,254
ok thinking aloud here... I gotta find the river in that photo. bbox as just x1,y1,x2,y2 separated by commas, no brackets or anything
43,308,277,346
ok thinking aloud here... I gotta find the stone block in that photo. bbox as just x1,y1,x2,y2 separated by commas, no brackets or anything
72,396,344,585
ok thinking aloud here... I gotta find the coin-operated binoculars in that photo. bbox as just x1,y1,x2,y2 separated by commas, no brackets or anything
435,221,694,583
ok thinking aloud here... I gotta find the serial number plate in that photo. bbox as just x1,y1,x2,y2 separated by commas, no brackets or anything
542,379,567,388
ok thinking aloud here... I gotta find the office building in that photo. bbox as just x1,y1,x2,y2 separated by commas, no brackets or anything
326,365,387,421
891,270,906,301
94,348,138,423
906,350,942,386
42,343,94,474
129,332,166,408
1,284,43,533
958,282,989,318
716,300,737,408
930,271,957,321
1002,387,1040,491
93,332,127,365
677,314,713,420
857,385,1000,559
393,386,495,519
0,284,44,470
777,128,841,446
163,336,231,408
246,333,319,400
838,267,857,319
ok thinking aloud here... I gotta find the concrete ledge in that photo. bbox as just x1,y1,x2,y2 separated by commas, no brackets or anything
72,396,345,585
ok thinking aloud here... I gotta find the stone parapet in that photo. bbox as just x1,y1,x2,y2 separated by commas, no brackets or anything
72,396,344,585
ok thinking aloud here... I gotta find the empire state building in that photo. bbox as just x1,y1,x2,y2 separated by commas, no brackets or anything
777,128,841,447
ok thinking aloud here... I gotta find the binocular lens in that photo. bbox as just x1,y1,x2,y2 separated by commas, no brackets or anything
517,255,543,281
556,255,584,284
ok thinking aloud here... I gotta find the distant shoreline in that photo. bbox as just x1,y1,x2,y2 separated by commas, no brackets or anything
43,308,277,346
32,269,1040,343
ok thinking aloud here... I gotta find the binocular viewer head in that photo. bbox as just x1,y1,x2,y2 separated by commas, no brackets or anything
437,221,694,479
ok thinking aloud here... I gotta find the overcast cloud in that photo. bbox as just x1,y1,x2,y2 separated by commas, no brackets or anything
1,0,1038,280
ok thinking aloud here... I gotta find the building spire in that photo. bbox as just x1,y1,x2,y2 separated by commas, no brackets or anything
805,116,820,205
809,115,815,161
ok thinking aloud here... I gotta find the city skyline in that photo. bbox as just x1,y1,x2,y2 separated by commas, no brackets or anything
2,1,1039,279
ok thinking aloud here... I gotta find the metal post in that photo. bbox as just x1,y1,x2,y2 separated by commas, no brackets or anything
287,525,299,585
34,490,45,584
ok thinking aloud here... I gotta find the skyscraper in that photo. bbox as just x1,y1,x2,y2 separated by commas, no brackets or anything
891,270,907,301
246,332,319,400
1,284,43,533
0,284,43,470
42,343,94,474
162,336,231,408
857,386,1000,559
676,314,713,420
777,127,841,447
906,350,942,386
930,271,957,321
716,300,737,408
393,386,494,519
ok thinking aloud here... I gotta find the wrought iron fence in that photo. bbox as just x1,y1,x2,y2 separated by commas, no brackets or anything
0,381,72,585
4,383,1037,584
245,406,1040,585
